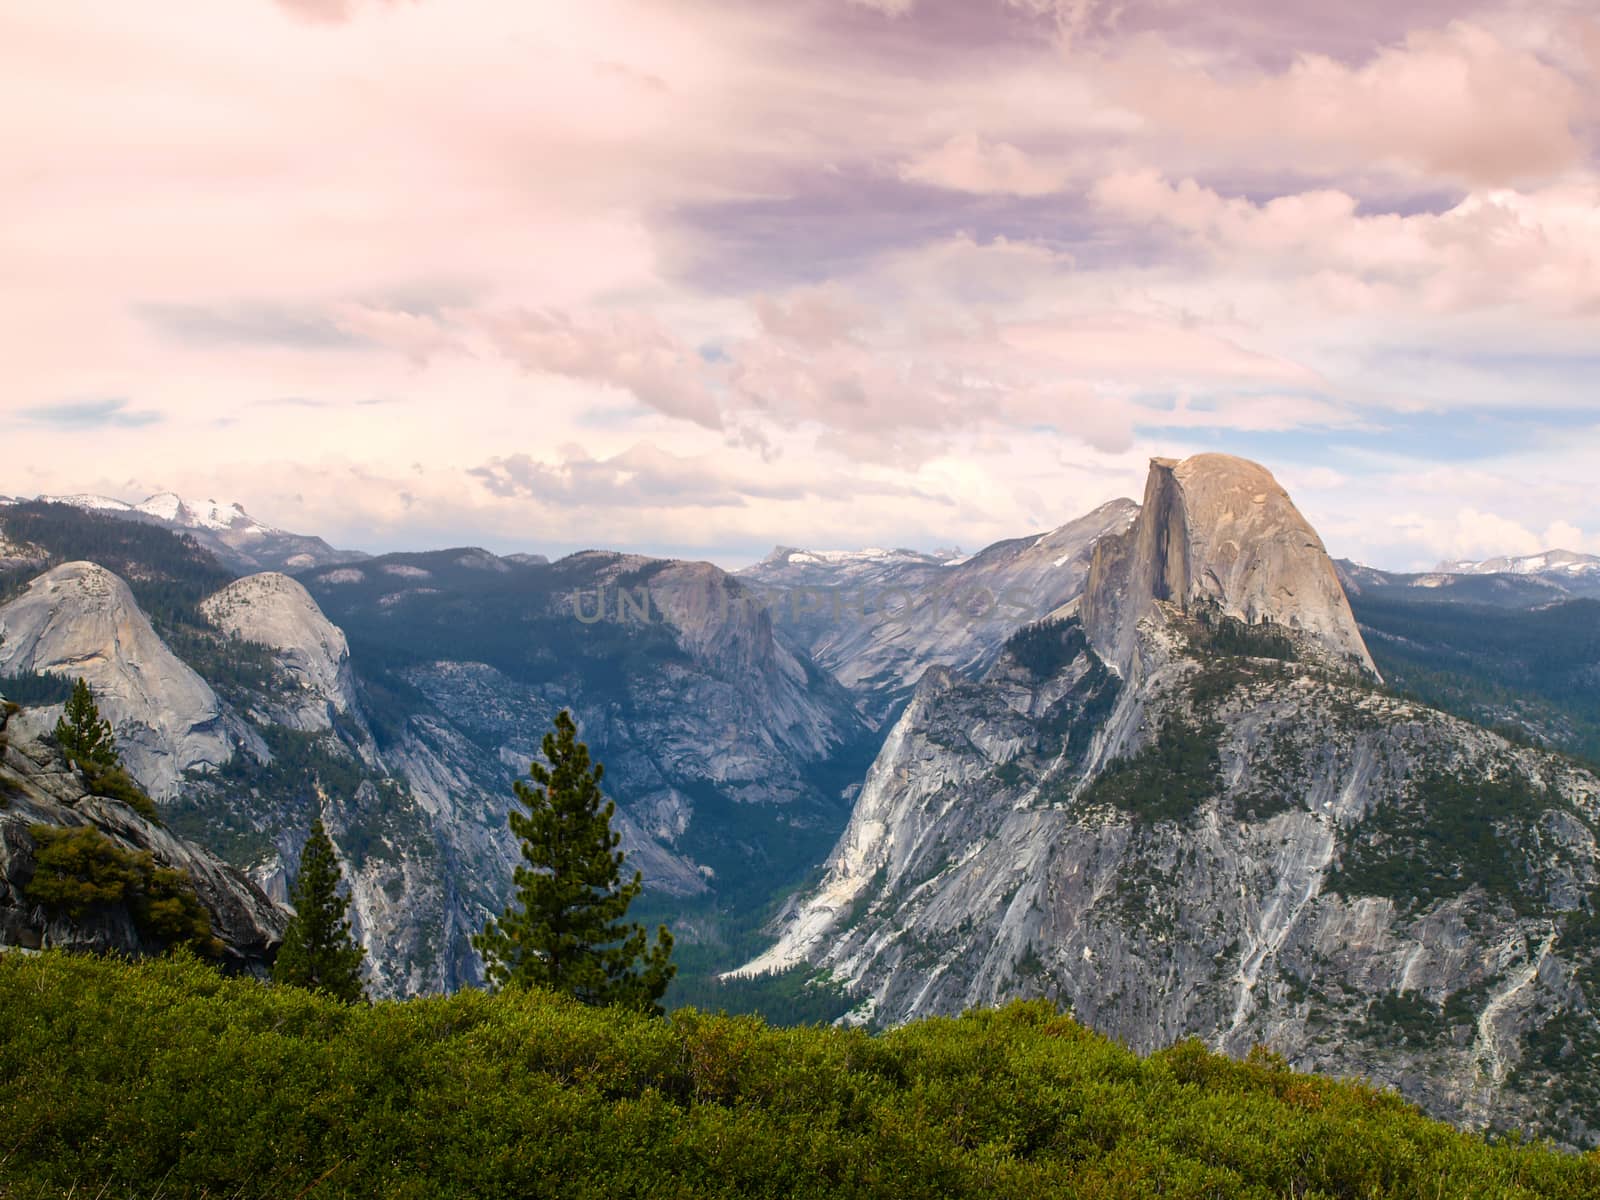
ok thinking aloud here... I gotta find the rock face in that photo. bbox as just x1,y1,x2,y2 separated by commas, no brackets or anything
741,455,1600,1148
201,572,359,731
1081,456,1375,678
0,562,232,798
741,500,1138,724
0,701,286,973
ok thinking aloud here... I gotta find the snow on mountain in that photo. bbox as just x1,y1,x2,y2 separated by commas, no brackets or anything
37,493,136,514
132,492,266,534
25,490,363,574
1435,549,1600,576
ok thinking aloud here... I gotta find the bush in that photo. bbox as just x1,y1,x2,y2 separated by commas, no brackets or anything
1,953,1594,1199
23,825,221,956
82,764,161,822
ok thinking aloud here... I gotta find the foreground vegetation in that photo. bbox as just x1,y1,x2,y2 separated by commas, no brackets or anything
2,954,1597,1199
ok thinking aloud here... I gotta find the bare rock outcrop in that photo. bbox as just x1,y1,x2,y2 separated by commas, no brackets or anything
0,702,286,973
0,562,232,797
1081,455,1376,678
201,572,359,731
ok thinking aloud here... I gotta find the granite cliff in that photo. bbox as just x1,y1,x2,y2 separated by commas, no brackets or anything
0,562,235,798
1080,454,1375,678
0,696,286,973
741,455,1600,1147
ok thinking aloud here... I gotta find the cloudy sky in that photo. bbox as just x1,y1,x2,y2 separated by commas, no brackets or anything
4,0,1598,568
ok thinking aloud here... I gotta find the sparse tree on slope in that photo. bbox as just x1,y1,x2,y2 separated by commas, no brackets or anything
274,819,366,1003
474,709,675,1014
50,676,159,821
54,678,119,775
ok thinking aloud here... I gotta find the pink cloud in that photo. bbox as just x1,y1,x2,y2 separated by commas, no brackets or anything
273,0,413,23
329,303,462,365
898,132,1073,196
753,288,872,349
1103,22,1585,185
1092,170,1600,318
474,308,723,429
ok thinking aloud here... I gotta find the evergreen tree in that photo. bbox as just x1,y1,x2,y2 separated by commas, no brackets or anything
53,678,119,774
273,819,366,1003
474,710,675,1014
48,676,159,821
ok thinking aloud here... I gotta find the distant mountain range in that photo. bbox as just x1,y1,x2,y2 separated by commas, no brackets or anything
1,491,364,575
1437,549,1600,577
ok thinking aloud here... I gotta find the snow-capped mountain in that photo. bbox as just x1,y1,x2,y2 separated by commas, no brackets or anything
134,492,263,533
42,491,268,533
28,491,364,575
1436,549,1600,577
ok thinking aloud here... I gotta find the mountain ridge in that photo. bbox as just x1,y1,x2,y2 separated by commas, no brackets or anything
739,453,1600,1146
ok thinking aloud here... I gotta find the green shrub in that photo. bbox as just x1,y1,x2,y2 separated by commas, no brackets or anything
24,824,145,916
82,764,161,822
23,825,221,956
0,952,1595,1199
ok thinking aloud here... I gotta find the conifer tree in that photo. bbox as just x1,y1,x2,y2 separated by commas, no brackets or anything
274,819,366,1003
53,678,119,774
474,710,675,1014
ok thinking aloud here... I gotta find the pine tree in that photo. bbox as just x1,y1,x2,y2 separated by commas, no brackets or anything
474,710,675,1014
53,678,119,774
49,676,159,821
273,819,366,1003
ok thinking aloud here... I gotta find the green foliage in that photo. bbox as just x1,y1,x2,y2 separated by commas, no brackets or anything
0,667,74,706
2,953,1598,1198
274,819,366,1003
1194,607,1298,661
45,678,160,820
163,625,282,706
83,764,161,822
1328,769,1547,910
475,710,675,1013
1080,717,1224,823
23,825,221,955
667,965,857,1026
1002,616,1089,680
1363,990,1445,1049
53,677,119,775
24,824,144,916
1352,593,1600,763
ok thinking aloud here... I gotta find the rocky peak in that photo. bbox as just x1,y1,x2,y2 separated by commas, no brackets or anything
135,492,260,533
200,572,358,731
1080,454,1375,677
0,562,232,797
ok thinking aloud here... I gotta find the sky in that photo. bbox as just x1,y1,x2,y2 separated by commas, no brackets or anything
3,0,1598,569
